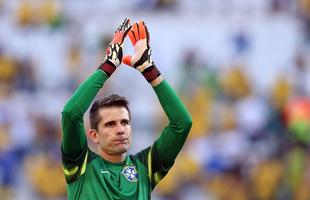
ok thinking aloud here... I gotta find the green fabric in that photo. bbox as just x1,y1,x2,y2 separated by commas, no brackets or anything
61,70,192,200
62,70,108,159
62,148,151,200
153,80,192,164
148,80,192,188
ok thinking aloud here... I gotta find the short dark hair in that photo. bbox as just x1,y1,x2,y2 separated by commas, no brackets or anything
89,94,130,130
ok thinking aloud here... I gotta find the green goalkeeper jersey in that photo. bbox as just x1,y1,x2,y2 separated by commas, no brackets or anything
61,70,192,200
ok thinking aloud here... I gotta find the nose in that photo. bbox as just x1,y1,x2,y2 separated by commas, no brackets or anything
116,123,125,135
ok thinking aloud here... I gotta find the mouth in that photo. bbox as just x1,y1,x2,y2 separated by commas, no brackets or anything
114,139,128,144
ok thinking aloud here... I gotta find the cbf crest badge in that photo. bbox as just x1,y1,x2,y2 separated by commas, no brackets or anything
121,166,138,182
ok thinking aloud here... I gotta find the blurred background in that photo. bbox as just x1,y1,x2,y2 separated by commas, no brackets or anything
0,0,310,199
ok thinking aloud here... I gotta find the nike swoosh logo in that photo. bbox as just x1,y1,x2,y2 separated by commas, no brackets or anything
101,169,110,174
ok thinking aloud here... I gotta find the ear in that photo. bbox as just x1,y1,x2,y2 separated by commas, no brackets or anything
87,129,99,144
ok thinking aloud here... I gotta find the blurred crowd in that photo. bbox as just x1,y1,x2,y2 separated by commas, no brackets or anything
0,0,310,200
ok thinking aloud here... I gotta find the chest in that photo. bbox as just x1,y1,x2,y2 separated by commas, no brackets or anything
80,159,150,200
98,164,138,188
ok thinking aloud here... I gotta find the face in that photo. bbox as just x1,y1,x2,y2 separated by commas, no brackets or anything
93,107,132,156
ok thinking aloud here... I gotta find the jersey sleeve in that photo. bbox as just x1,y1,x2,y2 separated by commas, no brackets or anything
135,80,192,189
61,69,108,182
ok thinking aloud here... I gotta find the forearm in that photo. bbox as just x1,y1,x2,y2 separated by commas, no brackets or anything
153,78,192,163
61,70,108,158
63,70,108,114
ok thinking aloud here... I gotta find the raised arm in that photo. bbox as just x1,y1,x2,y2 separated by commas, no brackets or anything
123,21,192,188
61,18,131,161
152,79,192,166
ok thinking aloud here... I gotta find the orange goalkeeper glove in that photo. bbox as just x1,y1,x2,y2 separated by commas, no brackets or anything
122,20,161,83
99,18,131,77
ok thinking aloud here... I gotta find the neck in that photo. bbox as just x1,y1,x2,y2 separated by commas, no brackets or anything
97,147,126,163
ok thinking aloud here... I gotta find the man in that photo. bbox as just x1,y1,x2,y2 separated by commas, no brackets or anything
61,18,192,200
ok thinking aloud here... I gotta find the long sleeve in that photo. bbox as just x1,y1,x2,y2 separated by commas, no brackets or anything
136,79,192,189
153,79,192,164
61,70,108,159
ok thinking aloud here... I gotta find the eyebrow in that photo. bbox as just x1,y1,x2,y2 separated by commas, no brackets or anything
103,118,130,124
103,120,116,125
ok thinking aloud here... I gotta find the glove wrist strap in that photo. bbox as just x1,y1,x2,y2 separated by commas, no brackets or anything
98,59,116,77
141,64,161,83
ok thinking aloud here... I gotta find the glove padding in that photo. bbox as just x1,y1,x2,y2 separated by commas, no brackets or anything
99,18,131,77
122,21,161,83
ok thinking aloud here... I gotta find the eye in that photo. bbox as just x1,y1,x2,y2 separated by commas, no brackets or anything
105,121,115,128
121,119,130,126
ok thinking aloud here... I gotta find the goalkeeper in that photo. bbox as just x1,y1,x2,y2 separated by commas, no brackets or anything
61,18,192,200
